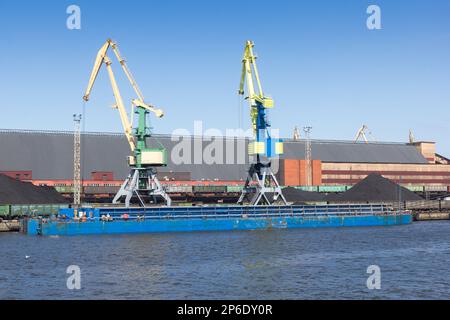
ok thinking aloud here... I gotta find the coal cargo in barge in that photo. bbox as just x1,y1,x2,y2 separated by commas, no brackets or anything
26,204,412,236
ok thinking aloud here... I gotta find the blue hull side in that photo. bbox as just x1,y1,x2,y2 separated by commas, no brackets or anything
27,214,412,236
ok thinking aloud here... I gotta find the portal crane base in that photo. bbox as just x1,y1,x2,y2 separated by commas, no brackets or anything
113,168,172,208
237,161,288,206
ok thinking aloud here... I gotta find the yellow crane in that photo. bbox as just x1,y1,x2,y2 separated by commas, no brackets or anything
237,41,287,206
354,125,376,144
83,39,171,207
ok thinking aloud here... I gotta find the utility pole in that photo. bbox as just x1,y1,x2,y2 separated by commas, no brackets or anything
73,114,82,208
303,126,312,187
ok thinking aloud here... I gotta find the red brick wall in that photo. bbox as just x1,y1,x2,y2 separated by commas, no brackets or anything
321,162,450,186
91,171,114,181
278,160,322,186
283,159,300,186
312,160,322,186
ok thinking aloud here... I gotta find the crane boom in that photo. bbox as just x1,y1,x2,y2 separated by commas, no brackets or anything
83,40,135,151
239,41,270,136
104,56,135,151
83,41,110,102
239,40,279,157
110,41,145,102
83,39,144,102
83,39,165,152
239,41,264,98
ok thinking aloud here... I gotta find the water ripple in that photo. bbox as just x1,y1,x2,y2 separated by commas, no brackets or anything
0,221,449,299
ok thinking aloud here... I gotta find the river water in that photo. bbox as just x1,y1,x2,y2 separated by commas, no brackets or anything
0,221,449,300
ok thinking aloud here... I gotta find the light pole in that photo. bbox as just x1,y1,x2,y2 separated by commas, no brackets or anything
73,114,82,208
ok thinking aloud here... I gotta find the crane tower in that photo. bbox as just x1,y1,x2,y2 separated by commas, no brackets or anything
237,41,287,206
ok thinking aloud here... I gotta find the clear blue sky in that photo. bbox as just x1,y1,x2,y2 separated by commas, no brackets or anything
0,0,449,155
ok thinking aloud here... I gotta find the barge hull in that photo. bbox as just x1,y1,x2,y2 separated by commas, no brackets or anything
27,214,412,236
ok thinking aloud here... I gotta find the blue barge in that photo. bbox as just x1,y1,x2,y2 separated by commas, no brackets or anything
26,204,412,236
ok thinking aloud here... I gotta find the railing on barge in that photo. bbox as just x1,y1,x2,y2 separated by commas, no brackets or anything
64,204,405,221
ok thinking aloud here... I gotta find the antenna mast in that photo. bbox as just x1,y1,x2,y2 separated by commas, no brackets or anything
73,114,82,208
303,126,312,186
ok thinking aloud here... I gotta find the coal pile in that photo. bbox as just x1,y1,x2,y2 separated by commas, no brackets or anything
282,187,326,204
0,174,67,205
326,173,423,202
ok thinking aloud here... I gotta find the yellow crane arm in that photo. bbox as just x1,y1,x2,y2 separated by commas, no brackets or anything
83,38,165,152
104,56,135,151
238,40,281,158
83,39,146,102
354,125,370,144
83,41,111,102
82,40,135,151
239,41,265,103
110,42,145,102
239,40,271,134
83,39,164,151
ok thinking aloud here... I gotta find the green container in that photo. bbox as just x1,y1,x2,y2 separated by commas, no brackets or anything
193,186,227,193
53,204,69,214
9,204,69,217
227,186,244,193
10,205,25,216
51,205,60,214
318,186,347,193
404,185,423,192
425,185,448,192
297,186,319,192
0,205,10,217
166,185,191,193
55,186,72,193
56,186,73,193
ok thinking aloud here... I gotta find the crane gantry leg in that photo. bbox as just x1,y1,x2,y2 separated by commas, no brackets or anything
237,159,287,206
113,168,171,207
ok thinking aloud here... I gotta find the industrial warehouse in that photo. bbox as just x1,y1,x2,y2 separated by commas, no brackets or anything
0,128,449,203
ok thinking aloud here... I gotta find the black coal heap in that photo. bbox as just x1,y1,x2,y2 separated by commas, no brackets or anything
327,173,423,202
0,174,67,205
282,187,326,203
